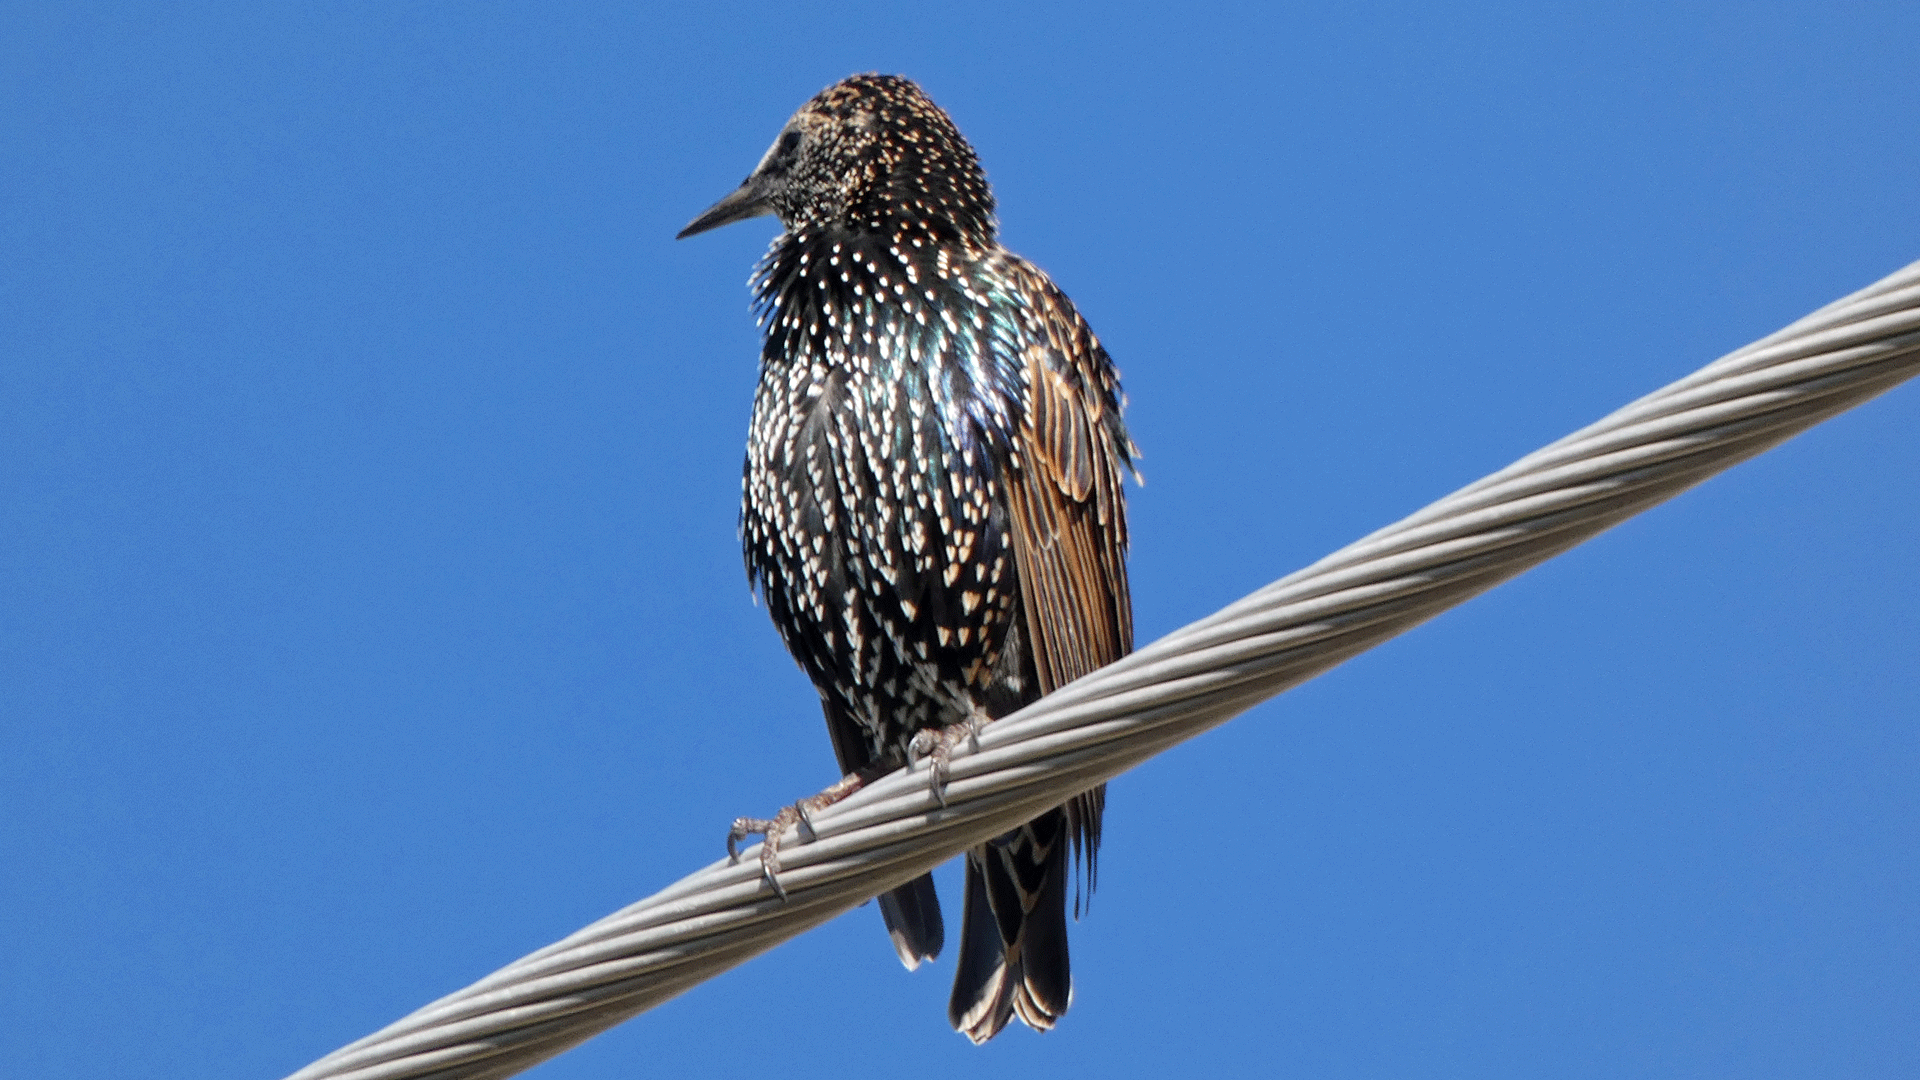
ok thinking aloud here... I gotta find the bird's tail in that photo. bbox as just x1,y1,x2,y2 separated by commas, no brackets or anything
947,806,1073,1043
877,871,944,969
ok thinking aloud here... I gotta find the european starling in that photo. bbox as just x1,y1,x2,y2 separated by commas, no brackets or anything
678,73,1137,1043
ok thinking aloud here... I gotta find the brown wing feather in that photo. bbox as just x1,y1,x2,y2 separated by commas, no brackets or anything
1005,262,1134,692
1001,261,1135,890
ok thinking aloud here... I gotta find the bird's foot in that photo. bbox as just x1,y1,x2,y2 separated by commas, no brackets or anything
726,771,865,901
906,707,989,809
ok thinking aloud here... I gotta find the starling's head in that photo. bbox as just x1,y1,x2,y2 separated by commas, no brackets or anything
677,74,995,246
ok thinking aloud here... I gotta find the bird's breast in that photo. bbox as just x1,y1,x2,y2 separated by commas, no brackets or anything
742,254,1030,745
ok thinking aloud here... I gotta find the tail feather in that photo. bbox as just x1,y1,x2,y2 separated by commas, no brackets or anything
876,871,944,970
1013,841,1070,1027
949,856,1015,1041
947,806,1074,1043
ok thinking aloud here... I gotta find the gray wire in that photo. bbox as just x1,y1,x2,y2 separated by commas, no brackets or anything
284,259,1920,1080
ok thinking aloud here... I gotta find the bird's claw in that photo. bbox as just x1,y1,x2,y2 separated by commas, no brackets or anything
906,729,947,807
723,771,868,902
907,710,989,809
760,860,788,901
726,810,798,903
726,816,766,863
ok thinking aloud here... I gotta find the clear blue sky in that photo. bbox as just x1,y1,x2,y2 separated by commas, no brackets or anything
5,4,1917,1078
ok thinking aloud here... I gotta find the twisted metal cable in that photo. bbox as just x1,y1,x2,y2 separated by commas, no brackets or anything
286,259,1920,1080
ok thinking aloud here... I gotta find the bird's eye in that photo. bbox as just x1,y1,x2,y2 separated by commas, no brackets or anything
775,131,802,159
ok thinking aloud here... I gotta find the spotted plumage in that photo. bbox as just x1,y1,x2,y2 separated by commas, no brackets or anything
679,74,1137,1043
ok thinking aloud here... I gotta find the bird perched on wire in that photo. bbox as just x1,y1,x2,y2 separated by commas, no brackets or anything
678,73,1138,1043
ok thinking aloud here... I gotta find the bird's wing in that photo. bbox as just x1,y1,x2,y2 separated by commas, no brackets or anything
948,258,1138,1043
1002,261,1135,697
949,260,1133,1037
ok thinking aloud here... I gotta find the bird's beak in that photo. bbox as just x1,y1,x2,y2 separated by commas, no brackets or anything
676,176,777,239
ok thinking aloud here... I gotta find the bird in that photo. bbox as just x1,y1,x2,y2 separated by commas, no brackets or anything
677,73,1138,1043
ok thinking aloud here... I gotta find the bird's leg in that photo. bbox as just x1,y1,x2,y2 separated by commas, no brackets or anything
726,770,868,901
906,702,992,809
